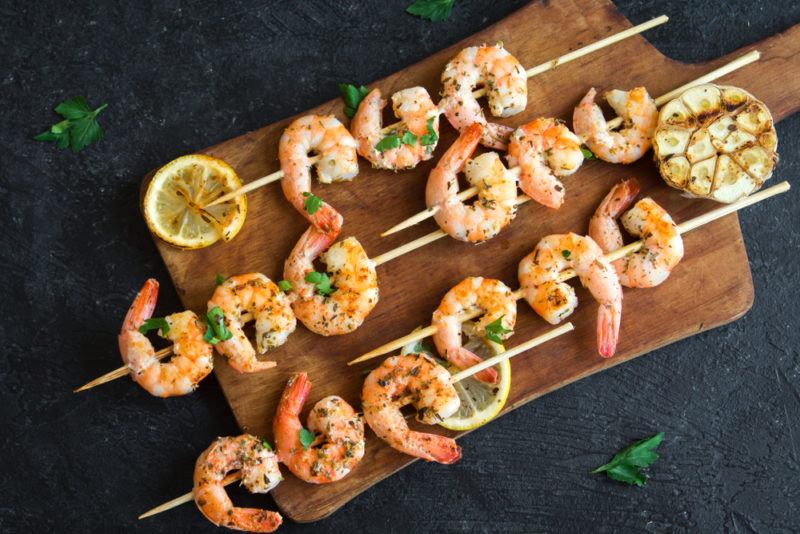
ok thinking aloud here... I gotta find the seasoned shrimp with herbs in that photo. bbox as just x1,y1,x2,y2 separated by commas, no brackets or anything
283,225,379,336
589,179,684,288
279,114,358,236
518,233,623,357
426,124,518,243
207,273,296,373
573,87,658,164
440,43,527,149
351,87,440,170
193,435,283,533
432,277,516,384
118,279,213,397
362,353,461,464
273,372,365,484
507,117,585,209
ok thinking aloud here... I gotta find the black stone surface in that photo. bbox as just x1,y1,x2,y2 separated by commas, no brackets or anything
1,1,799,532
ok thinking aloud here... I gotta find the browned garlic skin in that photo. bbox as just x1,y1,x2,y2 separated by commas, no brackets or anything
653,84,778,203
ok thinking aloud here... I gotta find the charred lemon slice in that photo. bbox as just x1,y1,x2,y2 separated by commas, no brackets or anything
143,154,247,249
653,84,778,203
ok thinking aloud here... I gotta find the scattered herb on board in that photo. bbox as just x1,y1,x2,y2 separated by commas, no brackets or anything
34,96,108,152
303,192,323,215
339,83,370,118
591,432,664,486
406,0,456,22
484,315,512,344
138,317,170,336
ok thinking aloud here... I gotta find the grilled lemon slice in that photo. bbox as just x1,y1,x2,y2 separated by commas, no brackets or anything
142,154,247,249
653,84,778,203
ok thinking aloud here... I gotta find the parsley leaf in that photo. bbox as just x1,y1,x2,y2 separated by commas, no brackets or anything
277,279,293,292
215,273,225,286
581,146,596,160
35,96,108,153
261,439,273,452
305,271,334,296
484,315,512,344
419,117,438,146
203,306,232,345
138,317,170,336
302,192,323,215
401,131,418,146
406,0,456,22
561,249,571,259
591,432,664,487
339,83,370,118
299,428,316,451
375,134,401,152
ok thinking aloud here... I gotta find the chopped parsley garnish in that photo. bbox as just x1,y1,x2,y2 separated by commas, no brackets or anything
138,317,170,336
305,271,334,296
339,83,370,118
484,315,512,344
277,279,293,292
406,0,456,22
375,134,401,152
561,249,571,259
299,428,316,451
402,131,418,146
591,432,664,486
581,146,596,160
302,192,323,215
215,273,225,286
203,306,232,345
419,117,438,146
35,96,108,153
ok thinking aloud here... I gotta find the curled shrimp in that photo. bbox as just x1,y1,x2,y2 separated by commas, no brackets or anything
193,435,283,533
362,353,461,464
351,87,440,170
518,233,623,357
207,273,296,373
440,43,527,149
279,114,359,235
118,279,213,397
273,372,365,484
573,87,658,164
589,180,684,288
425,124,518,243
507,117,584,209
432,277,516,384
283,225,379,336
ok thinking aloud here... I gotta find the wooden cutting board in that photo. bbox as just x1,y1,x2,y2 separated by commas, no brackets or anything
144,0,800,522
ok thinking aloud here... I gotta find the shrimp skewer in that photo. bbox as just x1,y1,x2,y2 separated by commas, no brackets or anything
140,321,577,520
203,17,669,208
349,180,790,365
380,50,761,238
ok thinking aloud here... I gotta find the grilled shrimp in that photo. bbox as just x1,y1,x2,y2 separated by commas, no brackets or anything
573,87,658,164
118,279,213,397
440,43,527,149
279,114,358,235
518,233,623,357
193,435,283,533
432,277,516,385
362,353,461,464
273,372,365,484
207,273,296,373
425,124,518,243
283,225,379,336
589,180,684,288
351,87,440,170
507,117,584,209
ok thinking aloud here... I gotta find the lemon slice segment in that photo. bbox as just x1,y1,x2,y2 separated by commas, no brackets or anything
143,154,247,249
439,335,511,431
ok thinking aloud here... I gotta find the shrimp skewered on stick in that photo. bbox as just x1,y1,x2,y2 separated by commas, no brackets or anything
350,180,790,365
381,50,761,237
203,17,669,207
139,322,577,520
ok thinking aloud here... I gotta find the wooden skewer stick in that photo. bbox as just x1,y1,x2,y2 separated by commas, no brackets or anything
352,181,790,364
140,321,575,519
74,312,255,393
380,49,762,237
204,17,668,210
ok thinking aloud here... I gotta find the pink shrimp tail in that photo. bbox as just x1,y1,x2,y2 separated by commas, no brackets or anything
412,431,462,464
121,278,158,333
597,303,621,358
230,509,283,533
447,347,499,384
604,178,641,217
278,372,310,416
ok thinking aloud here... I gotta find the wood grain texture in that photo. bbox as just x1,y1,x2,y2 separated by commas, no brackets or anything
143,0,800,522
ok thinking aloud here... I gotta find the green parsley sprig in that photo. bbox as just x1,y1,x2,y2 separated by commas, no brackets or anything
484,315,512,344
592,432,664,486
406,0,456,22
305,271,334,296
303,192,323,215
299,428,316,451
204,306,233,345
339,83,370,118
35,96,108,153
139,317,170,336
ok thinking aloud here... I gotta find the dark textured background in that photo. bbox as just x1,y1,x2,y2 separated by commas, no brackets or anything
1,1,799,532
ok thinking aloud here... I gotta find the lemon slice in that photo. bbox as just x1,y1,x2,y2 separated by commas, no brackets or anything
142,154,247,249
